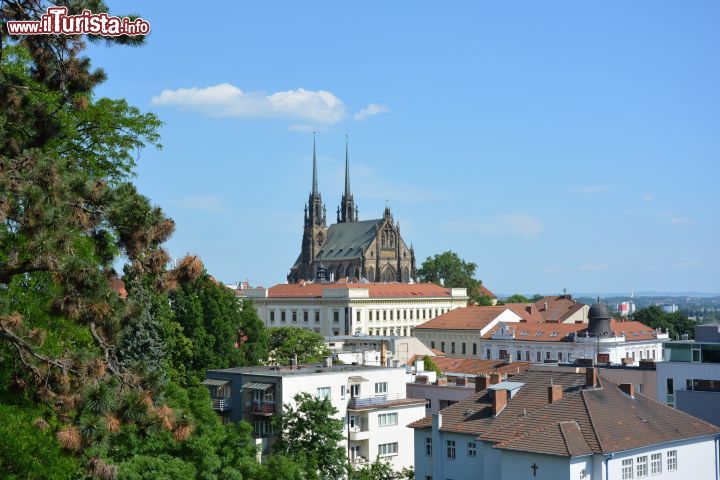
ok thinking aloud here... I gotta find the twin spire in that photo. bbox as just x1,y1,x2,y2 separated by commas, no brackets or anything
308,133,358,224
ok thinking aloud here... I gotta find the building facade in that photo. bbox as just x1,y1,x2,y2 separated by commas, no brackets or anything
328,335,436,367
288,136,416,283
656,324,720,425
243,282,468,337
203,363,425,471
413,302,669,366
411,368,720,480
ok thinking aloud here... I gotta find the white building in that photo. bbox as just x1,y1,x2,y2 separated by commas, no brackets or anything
413,302,669,366
618,301,636,317
204,362,425,471
327,335,436,367
411,368,720,480
656,324,720,426
242,281,468,337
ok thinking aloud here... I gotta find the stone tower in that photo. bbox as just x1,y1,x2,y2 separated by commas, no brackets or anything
337,134,358,224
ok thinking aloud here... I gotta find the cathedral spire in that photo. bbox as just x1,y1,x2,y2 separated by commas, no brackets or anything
338,134,357,223
344,134,351,197
311,131,318,196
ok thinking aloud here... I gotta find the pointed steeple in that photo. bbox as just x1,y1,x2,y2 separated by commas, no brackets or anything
338,133,357,223
311,131,318,196
344,134,351,197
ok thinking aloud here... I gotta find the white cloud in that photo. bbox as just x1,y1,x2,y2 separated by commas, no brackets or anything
353,103,389,121
642,194,654,201
444,214,543,238
676,261,703,268
570,185,611,194
670,217,694,225
579,263,608,271
151,84,346,124
172,194,226,212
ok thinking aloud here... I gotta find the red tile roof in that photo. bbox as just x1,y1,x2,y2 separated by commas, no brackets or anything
482,322,586,342
266,282,457,299
479,284,496,298
110,278,127,299
504,303,545,323
409,370,720,457
533,295,586,322
414,306,511,330
409,356,532,376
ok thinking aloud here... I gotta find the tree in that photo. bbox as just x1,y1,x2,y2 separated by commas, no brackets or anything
274,392,346,480
417,251,487,304
238,300,269,366
632,306,696,340
504,294,531,304
423,356,442,376
268,327,331,365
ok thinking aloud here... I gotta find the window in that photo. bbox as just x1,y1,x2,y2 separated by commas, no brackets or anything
558,351,563,361
333,311,339,323
467,441,477,457
303,311,308,322
536,351,541,362
430,341,436,349
461,343,466,355
425,398,432,409
525,351,530,361
378,442,398,457
446,440,456,460
622,458,633,479
316,386,331,399
441,342,446,353
292,311,297,322
270,311,275,322
383,310,387,321
356,311,361,323
517,350,522,361
451,342,456,354
378,413,398,426
650,453,662,475
390,310,394,320
254,420,273,436
340,385,346,400
667,450,677,471
315,311,320,323
425,437,432,456
546,351,551,360
499,349,507,360
375,382,388,394
636,455,648,478
486,349,491,360
473,343,477,355
281,311,286,322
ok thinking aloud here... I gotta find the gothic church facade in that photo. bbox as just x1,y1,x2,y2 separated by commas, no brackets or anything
288,136,417,284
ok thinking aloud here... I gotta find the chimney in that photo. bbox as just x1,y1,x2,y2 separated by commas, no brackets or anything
544,301,548,311
291,354,298,369
548,384,563,404
585,367,598,388
492,388,508,416
324,356,333,368
505,354,513,365
619,383,635,398
489,372,502,385
475,374,489,392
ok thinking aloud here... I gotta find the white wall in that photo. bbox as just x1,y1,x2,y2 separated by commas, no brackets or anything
500,450,572,480
607,437,717,480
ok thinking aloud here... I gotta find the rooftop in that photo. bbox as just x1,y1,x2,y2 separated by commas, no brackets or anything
257,281,460,299
414,306,513,330
409,369,720,457
407,356,532,377
207,362,401,378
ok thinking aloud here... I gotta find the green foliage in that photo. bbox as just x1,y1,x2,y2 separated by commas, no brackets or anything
268,326,331,365
118,455,196,480
274,392,347,479
423,356,443,376
0,404,83,480
632,306,696,339
417,251,486,304
238,300,269,366
504,294,531,303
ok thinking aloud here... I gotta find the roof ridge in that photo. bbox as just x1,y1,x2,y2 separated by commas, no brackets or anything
558,420,585,455
580,386,606,453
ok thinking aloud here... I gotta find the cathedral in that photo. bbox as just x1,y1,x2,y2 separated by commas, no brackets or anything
288,136,417,284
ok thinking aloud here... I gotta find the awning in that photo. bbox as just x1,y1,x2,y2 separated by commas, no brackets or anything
203,378,229,387
348,376,369,383
242,382,273,390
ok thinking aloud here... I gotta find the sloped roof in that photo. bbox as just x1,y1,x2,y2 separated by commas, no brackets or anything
407,356,532,376
482,322,586,342
316,219,383,261
414,306,511,330
534,295,586,322
504,303,545,323
266,281,454,298
409,370,720,457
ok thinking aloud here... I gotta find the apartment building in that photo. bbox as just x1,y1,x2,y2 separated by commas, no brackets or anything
203,362,425,471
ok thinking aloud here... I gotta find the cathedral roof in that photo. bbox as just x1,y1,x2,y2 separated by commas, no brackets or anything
315,219,385,261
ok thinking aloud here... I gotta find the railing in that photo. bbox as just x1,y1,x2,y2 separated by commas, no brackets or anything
347,393,406,409
211,398,232,411
251,400,276,414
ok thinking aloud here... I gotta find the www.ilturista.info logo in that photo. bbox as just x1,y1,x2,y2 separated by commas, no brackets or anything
6,6,150,36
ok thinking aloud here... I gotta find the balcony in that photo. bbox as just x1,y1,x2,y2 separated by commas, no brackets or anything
348,426,370,441
347,393,421,410
211,397,232,411
250,400,276,415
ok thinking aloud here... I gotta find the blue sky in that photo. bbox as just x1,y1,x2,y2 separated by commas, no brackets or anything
90,1,719,294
